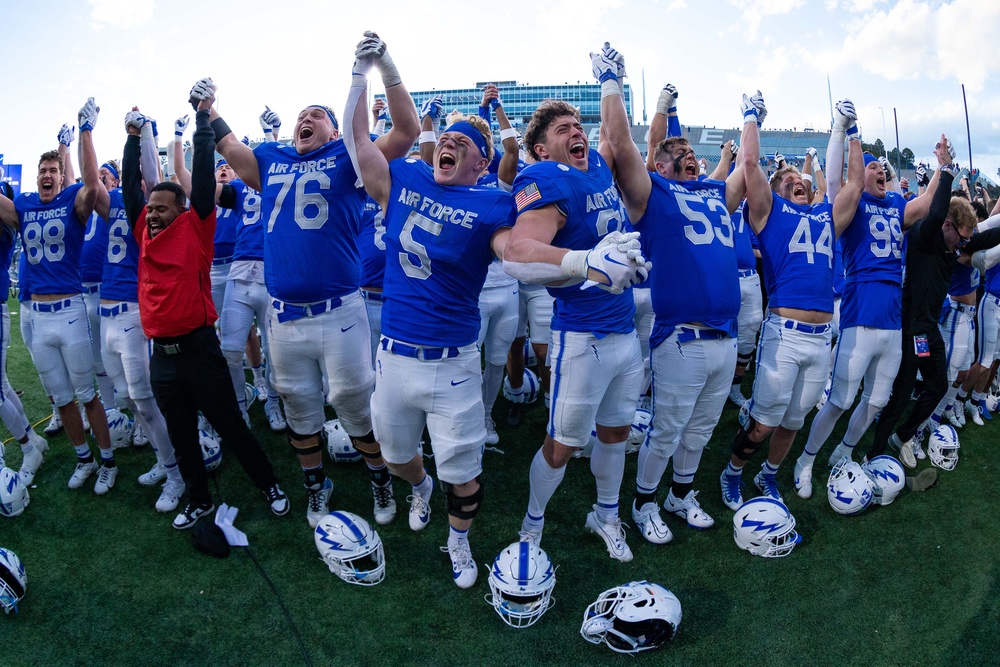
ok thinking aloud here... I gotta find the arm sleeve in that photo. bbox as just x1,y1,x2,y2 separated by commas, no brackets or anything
190,109,217,220
122,135,145,230
217,183,237,210
915,171,954,247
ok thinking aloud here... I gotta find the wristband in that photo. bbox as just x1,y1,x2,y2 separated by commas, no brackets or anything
601,79,620,98
802,173,813,184
499,128,518,142
668,106,677,114
419,131,437,144
210,117,233,143
560,250,589,279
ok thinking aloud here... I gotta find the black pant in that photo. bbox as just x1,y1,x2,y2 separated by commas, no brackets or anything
870,327,948,457
150,326,277,506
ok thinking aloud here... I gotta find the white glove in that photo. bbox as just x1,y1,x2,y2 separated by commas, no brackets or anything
355,31,401,88
594,230,642,255
806,147,818,161
878,156,897,180
188,77,216,110
602,42,626,96
834,99,858,139
174,114,189,139
740,93,759,124
78,97,99,132
656,84,678,115
774,153,786,169
582,234,650,294
420,96,443,121
916,164,929,186
124,110,147,131
590,49,618,84
241,135,250,146
937,137,957,161
57,124,75,147
750,90,767,127
214,503,248,547
261,106,280,130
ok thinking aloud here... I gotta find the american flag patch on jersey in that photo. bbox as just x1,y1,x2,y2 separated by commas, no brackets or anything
515,183,541,212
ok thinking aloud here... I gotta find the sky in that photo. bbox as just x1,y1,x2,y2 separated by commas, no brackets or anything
2,0,998,187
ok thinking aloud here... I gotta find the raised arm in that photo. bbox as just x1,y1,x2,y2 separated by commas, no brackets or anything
57,125,76,187
361,33,420,162
187,83,220,221
172,114,191,195
593,45,650,222
416,96,443,165
488,87,520,190
74,98,101,223
833,133,864,236
121,124,145,230
343,37,393,209
903,144,948,228
913,135,957,247
740,91,772,233
645,84,679,172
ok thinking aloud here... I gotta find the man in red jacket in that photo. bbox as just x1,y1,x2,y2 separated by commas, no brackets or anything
121,79,288,530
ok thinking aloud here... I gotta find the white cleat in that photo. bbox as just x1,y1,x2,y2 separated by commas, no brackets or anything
44,411,62,436
138,462,167,486
155,479,185,513
371,481,396,525
132,422,149,446
585,506,633,562
632,501,673,544
408,492,432,531
793,459,813,499
729,385,747,409
663,489,715,529
254,376,268,403
828,443,854,468
265,402,287,432
93,465,118,495
518,529,542,548
891,433,917,469
966,400,984,427
442,542,478,589
306,478,333,528
485,418,499,446
19,447,45,487
68,460,98,489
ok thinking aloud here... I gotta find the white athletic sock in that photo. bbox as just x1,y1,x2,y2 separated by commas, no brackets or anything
482,362,504,418
448,525,469,549
525,448,566,527
132,396,183,483
635,442,669,496
591,438,625,523
671,445,705,484
803,401,846,459
412,473,433,501
843,398,882,448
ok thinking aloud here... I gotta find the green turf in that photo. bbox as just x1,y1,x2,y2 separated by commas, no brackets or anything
2,296,999,666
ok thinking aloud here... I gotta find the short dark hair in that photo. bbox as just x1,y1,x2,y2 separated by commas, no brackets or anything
150,181,186,207
524,100,580,162
38,150,64,173
972,200,988,221
653,137,691,165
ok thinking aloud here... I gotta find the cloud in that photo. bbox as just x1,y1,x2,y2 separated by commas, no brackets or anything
834,0,1000,92
667,0,687,10
88,0,155,30
726,0,805,40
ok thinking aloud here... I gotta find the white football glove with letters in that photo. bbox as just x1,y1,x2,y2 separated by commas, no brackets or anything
78,97,99,132
58,124,75,147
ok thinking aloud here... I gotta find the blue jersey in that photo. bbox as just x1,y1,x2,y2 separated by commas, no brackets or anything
839,191,906,329
0,227,16,297
80,211,108,283
381,158,513,346
755,194,834,313
16,182,86,295
100,189,139,303
213,179,243,261
949,263,979,298
17,249,30,302
358,197,386,289
512,151,634,335
636,175,739,348
731,206,756,271
230,181,264,262
254,140,365,302
986,265,1000,298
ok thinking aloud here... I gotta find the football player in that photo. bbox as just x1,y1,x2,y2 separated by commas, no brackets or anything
0,99,115,493
720,91,838,508
794,101,944,489
595,46,744,542
93,112,186,511
205,32,420,528
502,59,650,561
345,47,513,588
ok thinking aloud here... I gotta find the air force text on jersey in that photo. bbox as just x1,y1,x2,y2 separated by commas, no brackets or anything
22,206,70,222
397,187,480,229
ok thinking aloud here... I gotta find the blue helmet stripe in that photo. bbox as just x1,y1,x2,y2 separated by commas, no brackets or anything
330,511,367,546
518,542,529,583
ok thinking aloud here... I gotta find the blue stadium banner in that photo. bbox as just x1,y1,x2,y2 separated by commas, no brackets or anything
0,163,21,197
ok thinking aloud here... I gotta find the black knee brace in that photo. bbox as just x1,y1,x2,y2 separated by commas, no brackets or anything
289,430,323,456
440,476,484,521
730,425,763,462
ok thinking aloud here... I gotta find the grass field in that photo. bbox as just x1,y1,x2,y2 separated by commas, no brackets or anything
2,297,999,666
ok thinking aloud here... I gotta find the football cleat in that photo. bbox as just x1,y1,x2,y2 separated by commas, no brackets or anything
631,501,673,544
93,465,118,495
443,541,478,589
254,375,268,403
132,422,149,446
890,433,917,469
43,411,62,436
518,529,542,548
965,400,984,426
138,462,167,486
265,402,287,432
371,481,396,525
720,470,743,511
753,470,784,503
728,385,747,409
408,491,432,531
977,399,993,421
827,442,854,468
793,459,813,499
306,478,333,528
585,507,633,562
155,480,185,513
663,489,714,529
485,418,499,446
911,428,927,460
68,460,98,490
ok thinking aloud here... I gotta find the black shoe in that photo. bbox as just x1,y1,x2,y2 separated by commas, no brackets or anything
264,484,290,516
173,502,215,530
506,402,527,427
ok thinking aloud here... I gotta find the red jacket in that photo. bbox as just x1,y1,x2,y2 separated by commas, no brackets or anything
135,206,217,338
